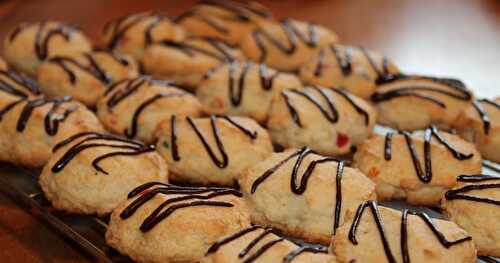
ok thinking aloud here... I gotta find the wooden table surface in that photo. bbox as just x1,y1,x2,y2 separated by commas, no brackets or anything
0,0,499,262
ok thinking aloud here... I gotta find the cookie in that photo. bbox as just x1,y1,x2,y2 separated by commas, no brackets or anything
197,61,302,123
102,12,185,61
143,37,244,90
0,57,7,70
37,49,139,107
353,126,482,205
0,95,103,167
299,44,399,99
240,19,338,72
238,148,376,245
202,225,337,263
454,98,500,163
38,132,168,215
332,200,476,263
96,76,203,142
4,21,92,76
371,75,474,131
155,115,273,186
105,182,251,263
267,85,376,156
443,174,500,257
175,0,274,46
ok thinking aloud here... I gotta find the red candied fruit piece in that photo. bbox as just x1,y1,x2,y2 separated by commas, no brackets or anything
336,132,349,148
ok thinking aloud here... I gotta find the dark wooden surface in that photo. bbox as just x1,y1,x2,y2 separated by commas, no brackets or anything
0,0,499,262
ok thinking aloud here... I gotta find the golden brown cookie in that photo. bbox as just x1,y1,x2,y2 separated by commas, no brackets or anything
102,12,185,61
197,61,302,123
175,0,274,46
332,200,476,263
143,37,245,90
371,75,474,131
96,76,203,143
353,126,482,205
443,174,500,257
38,132,168,215
240,19,338,72
454,98,500,163
155,115,273,186
267,86,377,156
299,44,399,99
105,182,251,263
37,49,139,107
202,225,337,263
0,94,103,167
3,21,92,76
238,148,376,245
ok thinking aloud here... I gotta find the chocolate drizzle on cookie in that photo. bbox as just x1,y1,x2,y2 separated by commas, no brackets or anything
349,200,472,263
472,99,500,135
445,174,500,206
9,22,79,61
282,86,370,127
104,12,169,49
371,75,472,107
170,115,257,168
120,182,243,232
384,126,473,183
250,147,345,233
0,70,41,98
252,19,318,62
104,76,188,139
205,62,280,106
0,96,77,136
49,55,110,85
174,0,271,34
313,44,395,83
124,91,186,139
206,225,328,263
51,132,155,174
157,37,238,62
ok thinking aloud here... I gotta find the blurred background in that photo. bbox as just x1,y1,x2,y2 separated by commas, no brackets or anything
1,0,499,98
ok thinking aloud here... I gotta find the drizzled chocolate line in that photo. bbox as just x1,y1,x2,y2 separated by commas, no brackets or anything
207,225,327,263
124,91,186,139
214,62,280,106
0,96,76,136
252,19,317,62
283,246,328,263
10,22,78,61
472,99,500,134
158,38,236,62
371,75,472,107
479,256,500,263
384,126,474,183
174,0,271,33
120,183,242,232
105,12,167,49
349,200,471,263
282,86,369,127
49,54,110,85
104,76,173,109
445,174,500,206
51,132,154,174
0,70,41,98
250,147,345,233
170,115,258,168
314,44,393,83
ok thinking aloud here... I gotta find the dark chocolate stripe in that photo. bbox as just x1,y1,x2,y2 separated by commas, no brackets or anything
120,183,242,232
